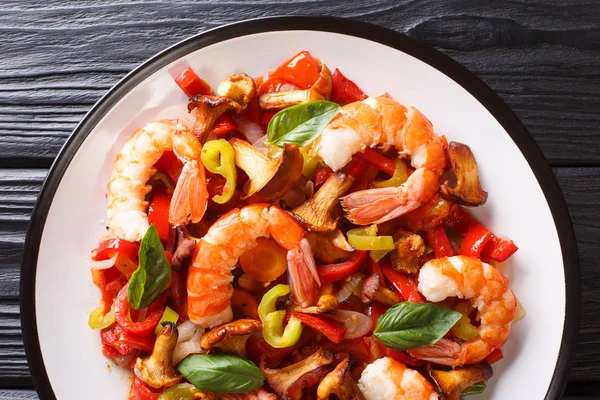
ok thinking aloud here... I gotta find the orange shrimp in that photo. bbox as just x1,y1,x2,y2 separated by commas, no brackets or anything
187,204,320,328
358,357,439,400
407,256,516,366
107,120,207,241
311,96,447,225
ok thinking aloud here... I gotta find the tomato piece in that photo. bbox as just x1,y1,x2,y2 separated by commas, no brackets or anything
268,51,321,90
147,189,171,242
92,238,139,262
174,66,213,97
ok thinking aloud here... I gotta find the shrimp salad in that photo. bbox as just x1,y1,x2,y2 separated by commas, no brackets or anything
89,51,523,400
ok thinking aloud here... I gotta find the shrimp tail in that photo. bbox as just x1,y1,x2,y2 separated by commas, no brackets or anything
341,168,439,225
287,238,320,307
169,160,208,226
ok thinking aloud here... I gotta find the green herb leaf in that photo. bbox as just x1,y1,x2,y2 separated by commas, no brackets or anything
374,302,462,350
267,100,340,147
177,353,265,393
127,224,171,310
461,382,487,396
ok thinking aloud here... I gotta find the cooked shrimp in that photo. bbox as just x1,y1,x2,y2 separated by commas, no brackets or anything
187,204,321,328
311,96,447,225
407,256,516,366
106,120,208,242
358,357,439,400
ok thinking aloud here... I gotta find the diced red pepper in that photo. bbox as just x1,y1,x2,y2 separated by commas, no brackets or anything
206,171,226,200
460,223,493,259
212,114,238,137
331,68,368,105
485,348,504,364
147,189,171,242
291,312,347,344
259,110,278,127
445,205,478,235
91,269,116,314
174,66,213,97
314,165,333,186
370,301,389,328
482,236,519,262
100,324,133,356
92,238,139,262
101,343,120,358
328,338,372,364
114,285,166,337
379,344,426,367
356,148,396,176
341,156,367,177
317,250,369,284
425,225,454,258
268,50,321,90
131,377,163,400
381,261,424,302
154,151,183,183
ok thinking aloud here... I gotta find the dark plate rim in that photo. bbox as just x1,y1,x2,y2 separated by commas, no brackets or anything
20,15,579,400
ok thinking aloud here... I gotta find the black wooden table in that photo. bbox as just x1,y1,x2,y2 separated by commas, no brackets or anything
1,1,598,398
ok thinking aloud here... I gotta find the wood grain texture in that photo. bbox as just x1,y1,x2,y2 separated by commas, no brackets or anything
0,0,598,167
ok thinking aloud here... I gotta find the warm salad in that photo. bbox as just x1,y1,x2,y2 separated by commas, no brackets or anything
89,50,523,400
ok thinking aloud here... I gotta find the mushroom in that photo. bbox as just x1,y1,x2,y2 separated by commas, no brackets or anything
172,226,197,271
306,229,353,264
427,363,493,400
199,319,262,357
259,65,332,110
359,273,401,306
135,322,182,389
440,141,488,207
293,172,354,232
188,73,256,144
262,348,335,400
229,138,304,202
292,294,339,314
316,356,365,400
389,229,425,274
220,388,279,400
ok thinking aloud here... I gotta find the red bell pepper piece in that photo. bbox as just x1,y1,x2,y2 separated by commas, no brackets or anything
131,377,163,400
318,250,369,284
381,261,424,302
114,285,166,337
370,301,389,328
174,66,213,97
92,238,139,262
147,189,171,242
259,110,278,126
101,343,121,358
328,338,372,364
460,223,493,259
356,148,396,176
91,269,116,315
341,156,367,177
291,312,347,344
424,225,454,258
331,68,368,105
212,114,238,137
100,324,133,356
267,51,321,90
485,348,504,364
379,344,426,367
314,165,333,186
482,236,519,262
154,151,183,183
367,258,386,286
445,204,478,235
246,332,300,367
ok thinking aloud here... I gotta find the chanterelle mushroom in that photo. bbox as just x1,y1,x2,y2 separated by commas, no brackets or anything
317,356,365,400
262,348,335,400
188,73,256,144
293,172,354,232
135,322,182,389
428,362,493,400
360,273,401,306
229,138,303,202
440,141,488,207
259,65,332,110
306,229,353,264
199,318,262,357
389,229,425,274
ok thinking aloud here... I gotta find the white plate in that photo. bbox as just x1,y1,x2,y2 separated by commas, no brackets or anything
21,17,579,400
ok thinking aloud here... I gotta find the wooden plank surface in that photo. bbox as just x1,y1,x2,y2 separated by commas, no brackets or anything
0,0,598,397
0,0,599,167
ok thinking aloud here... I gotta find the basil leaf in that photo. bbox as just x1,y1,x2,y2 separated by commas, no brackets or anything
127,224,171,310
267,100,340,147
374,302,462,350
177,353,264,393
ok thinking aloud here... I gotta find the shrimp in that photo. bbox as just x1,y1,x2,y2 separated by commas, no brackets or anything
358,357,439,400
187,204,321,328
106,120,208,242
407,256,517,367
311,96,447,225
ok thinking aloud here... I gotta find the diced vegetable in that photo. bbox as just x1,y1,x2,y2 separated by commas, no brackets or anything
231,288,259,320
239,237,287,282
201,139,237,204
381,261,424,303
372,159,408,188
158,383,199,400
485,348,504,364
460,223,493,259
92,238,139,262
258,285,303,348
424,225,454,258
291,312,347,344
267,50,321,90
317,250,368,284
148,189,171,241
462,382,487,396
347,226,395,251
115,284,166,337
330,68,367,105
88,305,116,330
453,315,479,341
154,306,179,335
174,67,214,97
356,148,396,176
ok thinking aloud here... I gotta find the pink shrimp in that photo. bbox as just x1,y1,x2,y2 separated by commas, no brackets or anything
407,256,517,366
107,120,208,242
310,96,447,225
187,204,320,328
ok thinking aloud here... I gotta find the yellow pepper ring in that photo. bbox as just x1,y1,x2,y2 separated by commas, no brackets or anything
201,139,237,204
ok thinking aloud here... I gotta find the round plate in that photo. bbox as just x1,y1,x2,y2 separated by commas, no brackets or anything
21,16,579,400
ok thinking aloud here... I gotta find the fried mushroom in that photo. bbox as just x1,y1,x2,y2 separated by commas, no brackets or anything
317,357,365,400
135,322,182,389
440,141,488,207
199,319,262,357
428,363,493,400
